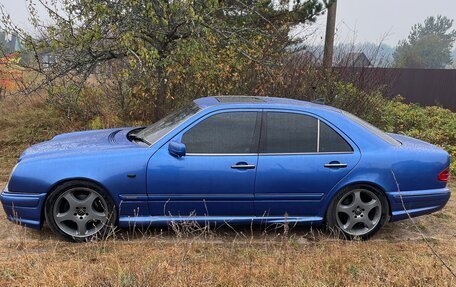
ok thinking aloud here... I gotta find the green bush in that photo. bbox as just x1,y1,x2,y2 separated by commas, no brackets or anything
325,83,455,175
376,97,456,174
329,82,386,126
322,81,455,175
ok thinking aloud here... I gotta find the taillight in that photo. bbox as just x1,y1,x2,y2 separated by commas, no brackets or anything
438,167,450,182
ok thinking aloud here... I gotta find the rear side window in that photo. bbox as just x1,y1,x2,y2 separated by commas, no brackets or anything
261,112,353,154
182,112,259,154
261,112,318,153
319,122,353,152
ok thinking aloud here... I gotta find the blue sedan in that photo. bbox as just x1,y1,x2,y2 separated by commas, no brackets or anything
1,96,451,241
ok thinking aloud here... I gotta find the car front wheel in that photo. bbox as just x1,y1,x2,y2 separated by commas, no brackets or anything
326,186,389,240
45,181,116,241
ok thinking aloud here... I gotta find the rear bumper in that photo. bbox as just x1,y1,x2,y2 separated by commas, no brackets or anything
387,188,451,221
0,187,46,229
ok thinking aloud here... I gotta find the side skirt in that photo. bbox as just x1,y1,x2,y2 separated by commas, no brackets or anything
118,216,324,228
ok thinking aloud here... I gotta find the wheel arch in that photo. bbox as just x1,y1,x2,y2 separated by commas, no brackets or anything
325,181,392,219
47,177,110,195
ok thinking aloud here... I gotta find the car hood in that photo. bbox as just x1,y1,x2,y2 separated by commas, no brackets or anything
20,127,142,161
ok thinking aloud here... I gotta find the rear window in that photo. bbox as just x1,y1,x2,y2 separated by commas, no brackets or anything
343,111,401,146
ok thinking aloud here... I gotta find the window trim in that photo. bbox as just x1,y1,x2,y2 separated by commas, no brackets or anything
258,151,354,156
316,119,320,153
186,153,258,156
259,111,354,155
173,109,356,156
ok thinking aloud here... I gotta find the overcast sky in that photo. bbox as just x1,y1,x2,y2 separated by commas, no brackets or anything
308,0,456,46
2,0,456,47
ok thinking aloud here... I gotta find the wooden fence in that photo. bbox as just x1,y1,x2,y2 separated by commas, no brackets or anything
335,67,456,111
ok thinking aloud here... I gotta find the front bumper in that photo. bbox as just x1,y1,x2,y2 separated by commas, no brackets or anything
1,187,46,229
387,188,451,221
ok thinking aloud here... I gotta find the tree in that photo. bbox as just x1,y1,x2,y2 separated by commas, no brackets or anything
1,0,331,122
0,54,23,98
394,15,456,69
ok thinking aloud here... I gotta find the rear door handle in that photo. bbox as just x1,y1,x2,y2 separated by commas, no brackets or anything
324,162,348,168
231,163,256,169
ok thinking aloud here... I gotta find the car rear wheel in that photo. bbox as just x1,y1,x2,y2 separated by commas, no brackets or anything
326,186,389,240
45,181,116,241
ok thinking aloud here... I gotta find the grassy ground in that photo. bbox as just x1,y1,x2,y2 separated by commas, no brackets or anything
0,99,455,286
0,185,454,287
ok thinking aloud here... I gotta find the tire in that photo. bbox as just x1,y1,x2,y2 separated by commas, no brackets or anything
44,180,117,242
326,185,390,240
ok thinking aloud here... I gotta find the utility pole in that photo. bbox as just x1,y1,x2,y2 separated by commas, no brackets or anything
323,0,337,69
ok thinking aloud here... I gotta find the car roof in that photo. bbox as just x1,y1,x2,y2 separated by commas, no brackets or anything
193,95,342,113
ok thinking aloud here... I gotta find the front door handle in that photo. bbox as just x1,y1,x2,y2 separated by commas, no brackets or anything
231,163,256,169
324,162,348,168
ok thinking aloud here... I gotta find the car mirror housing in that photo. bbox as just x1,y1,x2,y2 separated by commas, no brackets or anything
168,142,186,158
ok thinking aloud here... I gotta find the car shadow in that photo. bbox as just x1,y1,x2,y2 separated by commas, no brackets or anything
112,219,425,243
1,209,451,243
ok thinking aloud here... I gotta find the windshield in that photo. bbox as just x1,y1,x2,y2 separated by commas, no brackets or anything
134,103,201,145
343,111,401,146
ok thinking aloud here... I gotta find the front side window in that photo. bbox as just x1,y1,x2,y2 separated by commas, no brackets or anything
261,112,353,154
182,112,259,154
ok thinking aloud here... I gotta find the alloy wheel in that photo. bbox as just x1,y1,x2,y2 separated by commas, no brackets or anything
53,187,109,238
335,188,382,236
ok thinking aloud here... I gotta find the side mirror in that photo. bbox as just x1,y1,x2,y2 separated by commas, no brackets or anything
168,142,186,158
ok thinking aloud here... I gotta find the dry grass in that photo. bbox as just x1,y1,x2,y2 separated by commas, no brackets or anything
0,177,455,286
0,191,455,287
0,99,455,286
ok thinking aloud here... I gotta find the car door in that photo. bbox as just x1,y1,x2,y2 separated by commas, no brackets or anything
254,110,361,217
147,109,261,217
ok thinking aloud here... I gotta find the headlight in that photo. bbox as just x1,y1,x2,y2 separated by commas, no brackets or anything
4,163,18,192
